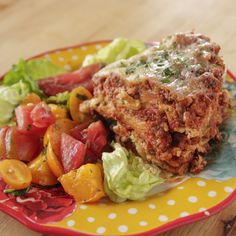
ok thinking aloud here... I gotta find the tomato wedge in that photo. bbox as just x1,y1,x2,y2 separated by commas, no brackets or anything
38,63,102,96
46,142,64,177
0,127,8,160
68,86,93,123
44,119,77,157
48,104,68,120
69,121,90,141
30,102,56,128
28,152,57,186
15,102,55,136
0,159,32,190
5,127,42,162
61,133,86,173
86,121,108,160
59,163,105,203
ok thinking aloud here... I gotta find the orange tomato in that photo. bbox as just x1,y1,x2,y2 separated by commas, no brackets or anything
59,163,105,203
0,159,32,190
28,152,57,186
43,118,77,157
48,104,68,120
21,93,41,105
46,142,64,177
68,86,92,123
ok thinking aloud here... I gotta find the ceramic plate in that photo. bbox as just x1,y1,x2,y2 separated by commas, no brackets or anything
0,41,236,236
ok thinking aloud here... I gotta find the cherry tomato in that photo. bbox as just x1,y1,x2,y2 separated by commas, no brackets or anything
61,133,86,173
68,86,93,123
59,163,105,203
43,119,77,157
31,102,56,128
0,159,32,190
46,142,64,177
5,127,42,162
0,127,8,160
86,121,108,161
28,152,57,186
21,93,41,105
48,104,68,120
38,63,102,96
15,103,55,136
69,121,90,141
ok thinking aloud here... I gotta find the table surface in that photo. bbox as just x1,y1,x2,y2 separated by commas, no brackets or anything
0,0,235,235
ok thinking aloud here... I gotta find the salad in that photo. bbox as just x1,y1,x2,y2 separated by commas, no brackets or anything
0,38,173,204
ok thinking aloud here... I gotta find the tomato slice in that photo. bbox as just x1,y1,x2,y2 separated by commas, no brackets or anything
0,159,32,190
86,121,108,160
68,86,93,123
44,119,77,158
15,104,35,131
61,133,86,173
28,152,57,186
46,142,64,177
15,102,55,136
0,127,8,160
69,121,90,141
48,104,68,120
30,102,56,128
59,163,105,203
5,127,42,162
38,63,102,96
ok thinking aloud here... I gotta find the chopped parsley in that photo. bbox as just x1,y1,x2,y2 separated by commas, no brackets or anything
76,93,88,100
4,187,30,196
162,67,175,77
161,78,171,83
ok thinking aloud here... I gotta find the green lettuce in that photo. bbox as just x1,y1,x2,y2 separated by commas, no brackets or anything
0,59,65,124
0,81,30,124
102,143,164,202
82,38,146,67
46,91,69,105
3,59,65,96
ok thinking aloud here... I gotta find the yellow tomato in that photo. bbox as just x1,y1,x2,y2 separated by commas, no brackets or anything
59,163,105,203
68,86,92,123
43,118,77,155
48,104,68,120
46,142,64,178
28,152,57,186
0,159,32,190
21,93,41,105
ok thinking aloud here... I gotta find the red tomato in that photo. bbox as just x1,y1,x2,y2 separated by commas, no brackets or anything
38,63,102,96
15,103,55,136
45,119,78,158
69,121,90,142
86,121,108,161
61,133,86,173
15,104,35,131
0,127,8,160
5,127,42,162
69,121,108,162
31,102,56,128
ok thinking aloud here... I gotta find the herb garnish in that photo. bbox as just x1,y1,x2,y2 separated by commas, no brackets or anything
4,187,30,196
76,93,88,100
162,67,175,77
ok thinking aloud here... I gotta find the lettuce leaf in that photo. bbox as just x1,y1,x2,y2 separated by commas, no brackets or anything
0,81,30,124
0,59,65,124
3,59,65,96
102,143,164,202
82,38,146,67
46,91,69,105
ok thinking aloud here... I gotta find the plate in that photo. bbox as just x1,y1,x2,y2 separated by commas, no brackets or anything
0,41,236,236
